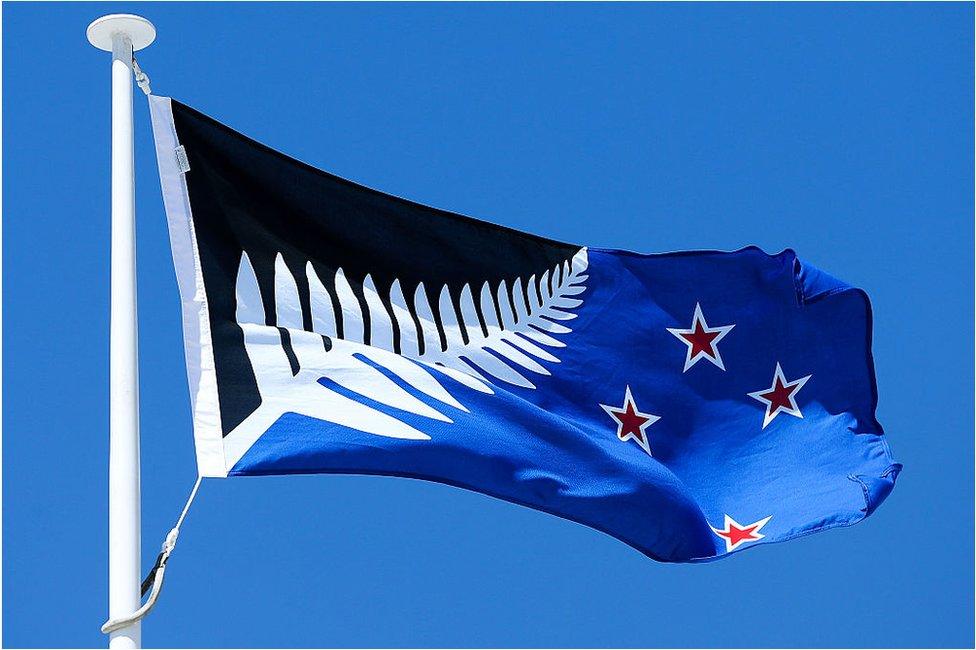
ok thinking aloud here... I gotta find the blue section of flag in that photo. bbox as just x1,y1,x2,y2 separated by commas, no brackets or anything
230,246,898,562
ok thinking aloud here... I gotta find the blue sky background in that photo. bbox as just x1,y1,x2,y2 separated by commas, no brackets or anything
3,3,973,648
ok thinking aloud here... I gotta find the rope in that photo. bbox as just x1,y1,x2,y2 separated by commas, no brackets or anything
131,55,151,96
101,476,202,635
175,476,201,531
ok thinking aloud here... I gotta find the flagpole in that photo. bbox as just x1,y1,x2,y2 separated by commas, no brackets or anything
87,14,156,650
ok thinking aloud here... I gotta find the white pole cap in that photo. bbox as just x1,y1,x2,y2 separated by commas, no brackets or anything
87,14,156,51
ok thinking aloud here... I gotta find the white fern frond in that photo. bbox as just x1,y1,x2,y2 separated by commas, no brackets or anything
222,248,589,471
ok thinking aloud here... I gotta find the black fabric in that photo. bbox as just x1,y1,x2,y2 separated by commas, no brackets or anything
170,100,580,435
140,551,166,597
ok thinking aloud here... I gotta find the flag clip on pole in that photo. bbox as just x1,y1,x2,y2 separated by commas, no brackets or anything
87,14,156,650
101,477,203,636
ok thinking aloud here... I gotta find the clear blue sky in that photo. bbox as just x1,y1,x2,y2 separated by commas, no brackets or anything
3,3,973,647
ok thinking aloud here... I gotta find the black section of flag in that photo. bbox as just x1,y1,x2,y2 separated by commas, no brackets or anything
169,101,581,436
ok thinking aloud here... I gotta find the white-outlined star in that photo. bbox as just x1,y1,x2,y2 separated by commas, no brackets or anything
666,303,735,372
710,514,773,552
599,386,660,456
747,363,812,429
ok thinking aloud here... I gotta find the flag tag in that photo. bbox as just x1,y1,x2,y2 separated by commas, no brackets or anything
175,145,191,173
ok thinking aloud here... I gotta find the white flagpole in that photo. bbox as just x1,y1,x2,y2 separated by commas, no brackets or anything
87,14,156,650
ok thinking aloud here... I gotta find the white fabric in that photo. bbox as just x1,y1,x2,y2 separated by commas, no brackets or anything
148,96,226,478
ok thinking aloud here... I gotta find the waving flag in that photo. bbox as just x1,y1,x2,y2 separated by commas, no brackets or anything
149,95,899,562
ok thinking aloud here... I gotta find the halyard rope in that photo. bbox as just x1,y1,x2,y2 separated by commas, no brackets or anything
101,476,202,635
132,55,151,96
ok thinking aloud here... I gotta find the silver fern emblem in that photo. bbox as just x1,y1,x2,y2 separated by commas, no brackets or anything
222,248,589,470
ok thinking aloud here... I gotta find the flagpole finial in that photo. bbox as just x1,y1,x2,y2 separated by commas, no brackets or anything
87,14,156,52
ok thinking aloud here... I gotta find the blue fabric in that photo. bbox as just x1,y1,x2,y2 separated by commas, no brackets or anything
230,246,898,562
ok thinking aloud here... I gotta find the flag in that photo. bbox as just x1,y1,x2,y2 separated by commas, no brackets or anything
149,95,899,562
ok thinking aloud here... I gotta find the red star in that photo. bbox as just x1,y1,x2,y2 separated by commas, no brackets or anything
710,514,772,552
600,386,660,456
667,303,735,372
681,322,721,359
760,376,798,413
748,363,812,429
613,402,650,439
